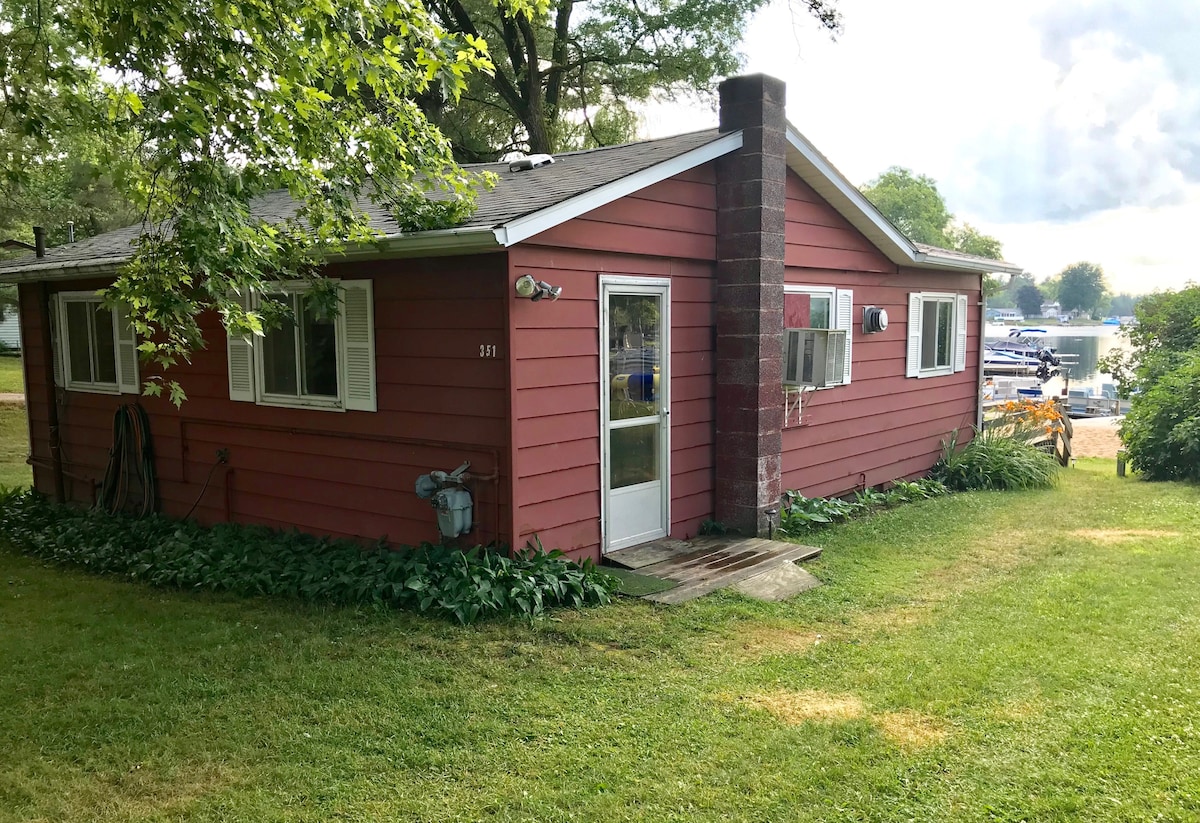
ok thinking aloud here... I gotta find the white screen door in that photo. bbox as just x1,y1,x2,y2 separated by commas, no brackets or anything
601,277,670,553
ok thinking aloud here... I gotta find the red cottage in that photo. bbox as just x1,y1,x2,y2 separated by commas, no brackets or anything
0,75,1020,563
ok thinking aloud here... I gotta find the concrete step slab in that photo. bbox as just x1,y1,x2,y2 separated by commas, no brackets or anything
731,561,822,601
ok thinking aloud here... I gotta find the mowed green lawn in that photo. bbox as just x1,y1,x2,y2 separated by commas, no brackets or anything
0,404,31,489
3,462,1200,821
0,355,24,394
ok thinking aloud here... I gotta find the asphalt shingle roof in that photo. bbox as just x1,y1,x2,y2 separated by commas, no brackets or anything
0,129,725,276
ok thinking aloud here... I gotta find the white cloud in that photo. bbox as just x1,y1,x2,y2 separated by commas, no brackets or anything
641,0,1199,294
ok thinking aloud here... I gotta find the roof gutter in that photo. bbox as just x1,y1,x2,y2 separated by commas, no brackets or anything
0,225,506,284
913,251,1024,276
0,257,130,284
342,225,504,260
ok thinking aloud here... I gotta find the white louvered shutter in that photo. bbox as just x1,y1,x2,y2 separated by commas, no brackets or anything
835,288,853,384
49,295,64,387
115,303,140,394
340,280,376,412
954,293,969,373
227,291,256,402
906,293,922,378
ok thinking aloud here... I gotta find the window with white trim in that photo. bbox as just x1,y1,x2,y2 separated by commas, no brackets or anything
52,292,139,395
227,280,376,412
783,285,853,385
906,292,969,378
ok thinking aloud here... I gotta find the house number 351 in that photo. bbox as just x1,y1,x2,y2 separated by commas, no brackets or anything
479,344,498,358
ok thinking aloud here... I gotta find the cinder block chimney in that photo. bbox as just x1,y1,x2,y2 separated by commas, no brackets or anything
713,74,787,537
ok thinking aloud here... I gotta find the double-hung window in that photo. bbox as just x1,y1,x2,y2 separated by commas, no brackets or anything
52,292,139,394
227,280,376,412
906,292,969,378
783,285,854,385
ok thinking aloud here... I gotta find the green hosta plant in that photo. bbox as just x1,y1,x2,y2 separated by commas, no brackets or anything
0,489,615,624
887,478,949,503
854,487,889,508
779,492,862,535
779,476,951,537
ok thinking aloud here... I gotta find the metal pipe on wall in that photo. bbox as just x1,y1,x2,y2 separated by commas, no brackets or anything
37,281,66,502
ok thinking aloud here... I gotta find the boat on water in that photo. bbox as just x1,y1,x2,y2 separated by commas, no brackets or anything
985,328,1061,366
983,328,1065,381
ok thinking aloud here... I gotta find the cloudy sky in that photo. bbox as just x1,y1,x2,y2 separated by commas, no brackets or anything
643,0,1199,294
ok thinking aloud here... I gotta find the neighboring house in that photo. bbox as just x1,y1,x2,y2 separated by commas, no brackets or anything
0,74,1020,563
1040,301,1061,318
992,308,1024,323
0,312,19,352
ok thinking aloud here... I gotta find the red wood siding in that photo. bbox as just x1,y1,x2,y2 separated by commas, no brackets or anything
522,166,718,261
786,175,895,273
509,166,718,562
19,255,512,547
781,170,982,496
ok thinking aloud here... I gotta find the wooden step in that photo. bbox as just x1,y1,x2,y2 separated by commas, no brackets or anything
644,544,821,605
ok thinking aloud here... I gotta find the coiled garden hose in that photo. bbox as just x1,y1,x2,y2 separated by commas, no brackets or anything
97,404,157,518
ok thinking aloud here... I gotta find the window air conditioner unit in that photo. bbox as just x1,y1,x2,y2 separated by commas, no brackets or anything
783,328,847,387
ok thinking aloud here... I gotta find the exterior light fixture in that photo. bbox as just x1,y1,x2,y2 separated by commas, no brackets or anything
515,274,538,298
514,274,563,302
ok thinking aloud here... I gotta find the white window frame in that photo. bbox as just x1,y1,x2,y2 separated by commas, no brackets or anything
783,284,853,386
255,283,345,411
907,292,969,379
227,279,377,413
53,291,139,395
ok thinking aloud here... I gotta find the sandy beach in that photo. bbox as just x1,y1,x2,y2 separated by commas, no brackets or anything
1069,415,1123,459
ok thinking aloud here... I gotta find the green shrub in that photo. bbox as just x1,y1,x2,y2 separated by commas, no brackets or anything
933,428,1058,492
0,489,616,624
779,492,860,534
778,477,949,536
1120,351,1200,481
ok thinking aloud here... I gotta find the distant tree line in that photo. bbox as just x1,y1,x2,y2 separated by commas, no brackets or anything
987,263,1140,319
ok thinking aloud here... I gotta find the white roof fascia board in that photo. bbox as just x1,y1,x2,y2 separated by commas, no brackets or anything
913,252,1024,275
785,125,918,266
500,131,744,246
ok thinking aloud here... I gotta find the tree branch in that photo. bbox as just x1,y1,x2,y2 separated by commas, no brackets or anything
544,1,574,123
441,0,526,116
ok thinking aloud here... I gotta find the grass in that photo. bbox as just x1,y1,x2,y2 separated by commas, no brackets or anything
3,463,1200,821
0,355,23,394
0,405,30,488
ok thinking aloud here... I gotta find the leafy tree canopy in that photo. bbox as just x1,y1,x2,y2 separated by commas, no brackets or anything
3,0,540,403
948,223,1003,261
1106,292,1141,317
1015,284,1044,318
860,166,1008,294
1055,262,1109,317
1099,285,1200,481
860,167,953,247
0,139,138,253
419,0,843,160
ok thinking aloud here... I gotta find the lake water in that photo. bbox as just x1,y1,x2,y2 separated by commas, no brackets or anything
985,324,1128,390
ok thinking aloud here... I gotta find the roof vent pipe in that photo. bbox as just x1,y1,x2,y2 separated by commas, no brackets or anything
508,154,555,173
67,221,75,243
33,226,46,258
